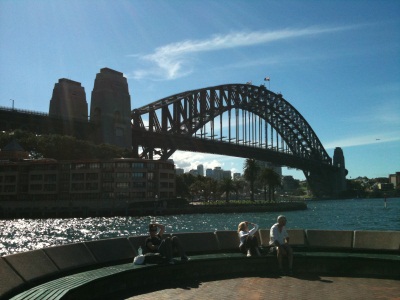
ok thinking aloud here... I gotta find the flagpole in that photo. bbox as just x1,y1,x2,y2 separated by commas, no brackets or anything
264,77,270,90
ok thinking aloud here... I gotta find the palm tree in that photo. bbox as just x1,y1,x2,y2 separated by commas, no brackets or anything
219,177,234,203
233,178,245,201
243,158,260,201
259,167,281,202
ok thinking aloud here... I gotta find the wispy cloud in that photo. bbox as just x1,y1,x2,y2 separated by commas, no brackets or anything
324,131,400,149
130,25,360,81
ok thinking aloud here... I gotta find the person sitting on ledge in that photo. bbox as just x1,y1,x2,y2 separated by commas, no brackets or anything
145,223,189,264
238,221,261,257
269,215,293,275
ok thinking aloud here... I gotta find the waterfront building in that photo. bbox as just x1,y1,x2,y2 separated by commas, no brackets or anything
0,158,175,214
389,172,400,189
206,168,213,178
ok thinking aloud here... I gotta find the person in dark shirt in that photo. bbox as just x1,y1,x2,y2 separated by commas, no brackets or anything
145,223,189,264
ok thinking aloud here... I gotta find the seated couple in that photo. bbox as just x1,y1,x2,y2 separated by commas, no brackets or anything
145,223,189,264
238,216,293,275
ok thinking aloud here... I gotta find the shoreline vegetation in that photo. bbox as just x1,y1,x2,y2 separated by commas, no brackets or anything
0,200,307,220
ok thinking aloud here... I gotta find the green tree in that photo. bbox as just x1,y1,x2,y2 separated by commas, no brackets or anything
219,177,234,203
176,173,197,198
259,168,281,202
233,178,245,201
0,130,130,160
243,158,260,201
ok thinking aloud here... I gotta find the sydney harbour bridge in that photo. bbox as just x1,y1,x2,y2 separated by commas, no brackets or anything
0,68,347,198
131,83,346,197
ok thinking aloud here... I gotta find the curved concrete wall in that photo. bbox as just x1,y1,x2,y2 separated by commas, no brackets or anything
1,229,399,299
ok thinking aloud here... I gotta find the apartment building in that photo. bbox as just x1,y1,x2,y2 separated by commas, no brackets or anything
0,158,175,203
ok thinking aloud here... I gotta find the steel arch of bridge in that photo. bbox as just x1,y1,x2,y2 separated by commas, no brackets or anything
131,83,338,196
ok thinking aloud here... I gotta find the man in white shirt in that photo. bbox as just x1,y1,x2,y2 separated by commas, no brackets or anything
270,215,293,275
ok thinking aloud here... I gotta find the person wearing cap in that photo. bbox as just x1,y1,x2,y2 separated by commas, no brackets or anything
238,221,261,257
269,215,293,275
145,223,189,264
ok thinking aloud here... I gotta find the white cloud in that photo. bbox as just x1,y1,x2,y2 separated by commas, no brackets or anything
131,25,361,81
171,150,244,174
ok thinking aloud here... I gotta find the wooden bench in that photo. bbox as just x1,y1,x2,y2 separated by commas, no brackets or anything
2,229,399,300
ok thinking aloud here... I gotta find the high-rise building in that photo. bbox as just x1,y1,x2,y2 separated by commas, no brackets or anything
197,164,204,176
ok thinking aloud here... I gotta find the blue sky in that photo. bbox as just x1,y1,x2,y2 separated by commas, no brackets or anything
1,0,399,180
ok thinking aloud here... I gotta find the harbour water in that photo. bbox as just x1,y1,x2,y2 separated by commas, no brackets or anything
1,198,399,256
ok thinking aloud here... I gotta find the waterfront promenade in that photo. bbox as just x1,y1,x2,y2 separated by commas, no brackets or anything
122,275,400,300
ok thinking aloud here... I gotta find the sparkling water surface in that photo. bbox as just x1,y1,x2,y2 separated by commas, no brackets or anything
1,198,399,256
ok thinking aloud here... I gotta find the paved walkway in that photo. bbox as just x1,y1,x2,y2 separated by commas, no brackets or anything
121,275,400,300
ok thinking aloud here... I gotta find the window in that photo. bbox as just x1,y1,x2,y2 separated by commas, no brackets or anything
86,182,98,190
116,182,129,189
102,192,114,199
160,182,169,188
30,184,42,191
131,192,145,198
116,162,130,169
71,183,84,191
132,162,144,169
44,174,57,182
72,163,87,170
102,162,114,169
60,173,69,181
4,185,16,192
43,184,56,191
116,172,129,179
102,182,114,190
147,172,154,180
71,173,84,181
30,174,42,181
131,182,146,188
102,172,114,180
89,163,100,169
86,173,99,180
5,175,16,183
132,172,145,178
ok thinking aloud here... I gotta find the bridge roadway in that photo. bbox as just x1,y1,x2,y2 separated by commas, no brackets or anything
122,275,400,300
132,129,335,172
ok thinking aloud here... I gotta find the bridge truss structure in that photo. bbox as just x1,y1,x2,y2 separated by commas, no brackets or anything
132,84,343,197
